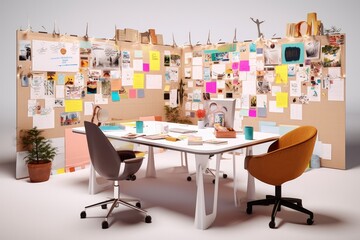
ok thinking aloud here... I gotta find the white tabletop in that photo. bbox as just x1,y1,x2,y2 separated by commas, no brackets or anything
72,121,278,155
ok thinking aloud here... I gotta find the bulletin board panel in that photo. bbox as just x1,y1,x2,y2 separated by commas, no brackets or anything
16,30,182,172
180,35,346,169
16,30,346,171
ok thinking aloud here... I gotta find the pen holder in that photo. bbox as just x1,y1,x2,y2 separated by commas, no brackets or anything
244,126,253,140
136,120,144,133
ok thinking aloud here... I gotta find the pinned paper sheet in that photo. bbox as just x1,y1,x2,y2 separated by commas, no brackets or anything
206,81,217,93
150,51,160,71
146,74,162,89
290,104,302,120
84,101,94,116
134,50,143,58
269,100,284,113
137,89,145,98
111,91,120,102
232,62,239,70
242,80,256,95
249,108,257,117
143,63,150,72
192,65,203,80
163,85,170,92
33,109,55,129
56,85,65,98
328,79,344,101
65,99,83,112
239,60,250,71
111,79,121,91
276,92,288,108
133,59,143,71
129,89,137,98
133,73,144,89
275,65,288,84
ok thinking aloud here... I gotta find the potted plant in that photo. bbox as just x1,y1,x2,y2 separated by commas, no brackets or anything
20,127,57,182
196,109,206,129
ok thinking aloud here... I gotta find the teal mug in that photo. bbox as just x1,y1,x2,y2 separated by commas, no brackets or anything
136,120,144,133
244,126,253,140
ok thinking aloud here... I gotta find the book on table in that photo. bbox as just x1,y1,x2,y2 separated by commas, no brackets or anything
187,135,203,145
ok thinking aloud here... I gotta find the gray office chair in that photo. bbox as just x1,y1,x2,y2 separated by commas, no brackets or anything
80,121,151,229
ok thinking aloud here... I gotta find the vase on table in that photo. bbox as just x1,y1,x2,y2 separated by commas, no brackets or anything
197,120,205,129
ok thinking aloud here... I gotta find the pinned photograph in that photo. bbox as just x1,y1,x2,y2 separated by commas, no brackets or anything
264,43,281,65
321,45,341,67
18,40,31,61
304,40,320,60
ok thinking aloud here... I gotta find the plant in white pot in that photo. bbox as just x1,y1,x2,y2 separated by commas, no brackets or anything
21,127,57,182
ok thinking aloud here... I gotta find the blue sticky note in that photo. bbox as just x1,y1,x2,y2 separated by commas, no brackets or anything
137,89,145,98
111,91,120,102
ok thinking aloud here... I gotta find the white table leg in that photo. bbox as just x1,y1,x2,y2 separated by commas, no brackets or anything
245,147,255,201
194,154,221,230
232,151,240,207
145,146,156,178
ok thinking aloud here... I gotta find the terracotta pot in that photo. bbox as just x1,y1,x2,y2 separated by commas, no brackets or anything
27,161,52,183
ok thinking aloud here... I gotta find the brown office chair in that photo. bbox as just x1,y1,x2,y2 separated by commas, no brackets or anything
245,126,317,229
80,121,151,229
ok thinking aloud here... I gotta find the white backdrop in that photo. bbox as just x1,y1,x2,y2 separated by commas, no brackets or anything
1,0,359,166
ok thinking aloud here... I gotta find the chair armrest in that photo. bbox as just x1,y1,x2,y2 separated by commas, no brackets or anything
120,157,144,179
123,157,144,164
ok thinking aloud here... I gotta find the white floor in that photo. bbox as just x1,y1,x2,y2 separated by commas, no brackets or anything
1,149,360,240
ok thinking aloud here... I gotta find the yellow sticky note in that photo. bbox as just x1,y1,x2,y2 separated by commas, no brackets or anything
149,51,160,71
65,99,83,112
164,85,170,92
275,65,288,84
276,92,288,108
133,73,144,89
56,168,65,174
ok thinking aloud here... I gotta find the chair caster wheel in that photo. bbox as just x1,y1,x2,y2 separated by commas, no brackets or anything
136,202,141,208
80,211,86,219
212,179,215,184
145,215,152,223
102,220,109,229
307,218,314,225
101,204,107,209
246,206,252,214
223,174,228,179
187,176,192,181
269,221,276,229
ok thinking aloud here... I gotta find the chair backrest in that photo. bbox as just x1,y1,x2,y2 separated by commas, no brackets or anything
84,121,121,179
247,126,317,186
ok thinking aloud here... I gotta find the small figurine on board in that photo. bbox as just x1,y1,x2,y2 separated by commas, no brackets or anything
250,17,265,38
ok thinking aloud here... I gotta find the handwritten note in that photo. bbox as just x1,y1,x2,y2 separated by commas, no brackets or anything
150,51,160,71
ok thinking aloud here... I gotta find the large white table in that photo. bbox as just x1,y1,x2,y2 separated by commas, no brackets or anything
73,122,278,230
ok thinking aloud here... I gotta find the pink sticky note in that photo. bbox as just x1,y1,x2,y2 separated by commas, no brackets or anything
143,63,150,72
129,89,137,98
206,81,217,93
249,108,257,117
239,60,250,71
232,62,239,70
